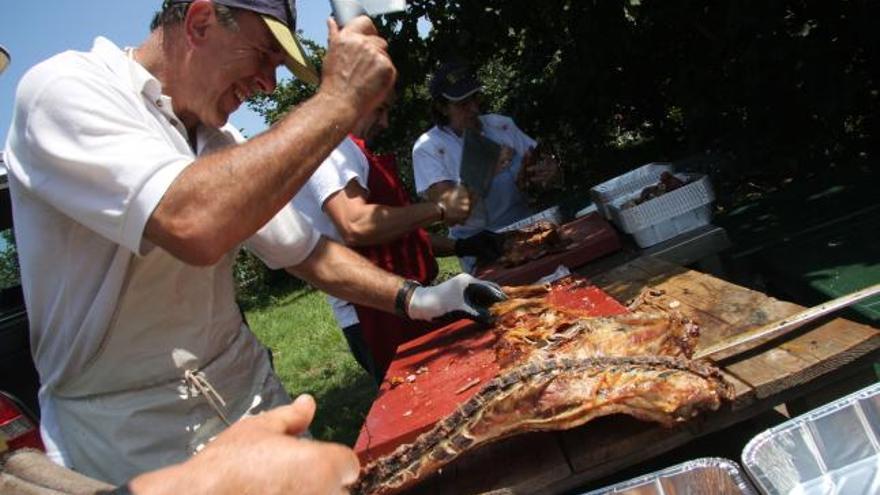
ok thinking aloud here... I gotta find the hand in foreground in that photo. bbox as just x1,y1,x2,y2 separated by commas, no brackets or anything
438,185,473,226
454,230,505,264
407,274,507,325
128,395,359,495
321,16,397,118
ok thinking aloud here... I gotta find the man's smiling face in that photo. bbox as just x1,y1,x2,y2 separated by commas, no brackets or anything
177,3,285,130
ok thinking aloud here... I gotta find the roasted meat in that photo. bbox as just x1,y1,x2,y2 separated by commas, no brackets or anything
355,278,730,495
354,356,733,495
492,280,699,367
493,220,569,267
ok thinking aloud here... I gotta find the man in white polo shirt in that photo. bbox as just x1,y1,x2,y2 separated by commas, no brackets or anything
3,0,504,486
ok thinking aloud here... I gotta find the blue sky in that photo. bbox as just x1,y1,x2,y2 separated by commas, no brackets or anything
0,1,336,143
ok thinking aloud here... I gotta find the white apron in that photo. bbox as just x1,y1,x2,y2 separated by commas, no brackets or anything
46,247,291,484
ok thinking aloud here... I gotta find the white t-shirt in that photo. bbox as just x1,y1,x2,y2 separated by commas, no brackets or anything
3,37,320,483
412,114,536,197
412,114,537,271
292,137,368,328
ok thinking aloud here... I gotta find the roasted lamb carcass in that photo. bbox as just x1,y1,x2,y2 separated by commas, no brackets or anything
354,278,729,495
354,356,733,495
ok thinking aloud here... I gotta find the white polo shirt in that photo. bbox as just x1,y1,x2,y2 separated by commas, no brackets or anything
4,37,320,483
293,137,368,329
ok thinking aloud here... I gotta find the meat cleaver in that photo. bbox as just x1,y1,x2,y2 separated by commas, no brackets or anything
459,129,502,200
330,0,407,26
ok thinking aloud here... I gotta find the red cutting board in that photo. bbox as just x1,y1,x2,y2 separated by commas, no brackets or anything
354,279,629,463
475,212,622,286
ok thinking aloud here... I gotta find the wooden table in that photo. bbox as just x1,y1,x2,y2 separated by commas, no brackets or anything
385,256,880,494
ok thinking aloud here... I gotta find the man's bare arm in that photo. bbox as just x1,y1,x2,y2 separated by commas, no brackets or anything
323,180,443,246
146,17,396,265
287,237,508,325
286,237,402,314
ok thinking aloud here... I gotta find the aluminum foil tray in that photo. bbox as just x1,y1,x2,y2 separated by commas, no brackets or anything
742,381,880,495
581,457,758,494
589,162,673,220
495,206,563,233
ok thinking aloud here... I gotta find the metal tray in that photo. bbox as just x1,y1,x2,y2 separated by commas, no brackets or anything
581,457,758,494
608,173,715,248
495,206,563,233
742,381,880,495
590,163,674,220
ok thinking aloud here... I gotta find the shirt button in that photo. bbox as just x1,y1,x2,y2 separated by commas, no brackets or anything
169,119,178,127
156,99,163,107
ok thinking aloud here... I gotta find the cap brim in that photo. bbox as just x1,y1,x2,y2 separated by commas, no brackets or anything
263,16,319,86
0,46,9,75
442,86,482,102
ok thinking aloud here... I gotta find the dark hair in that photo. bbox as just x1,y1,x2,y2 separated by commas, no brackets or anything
150,2,239,31
431,97,450,127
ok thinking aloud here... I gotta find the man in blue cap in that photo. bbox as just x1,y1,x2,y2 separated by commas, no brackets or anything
413,60,561,272
4,0,505,487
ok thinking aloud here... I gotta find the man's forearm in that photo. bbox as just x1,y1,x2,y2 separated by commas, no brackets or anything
338,202,442,246
286,237,402,314
146,92,359,265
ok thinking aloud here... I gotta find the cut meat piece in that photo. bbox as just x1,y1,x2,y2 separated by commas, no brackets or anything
493,280,699,367
492,221,569,268
354,356,733,495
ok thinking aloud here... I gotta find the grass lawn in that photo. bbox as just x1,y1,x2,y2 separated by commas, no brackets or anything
245,256,462,446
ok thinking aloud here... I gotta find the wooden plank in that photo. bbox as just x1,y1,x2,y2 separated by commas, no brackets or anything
725,348,815,399
721,370,756,410
546,359,878,495
406,432,570,495
725,317,880,400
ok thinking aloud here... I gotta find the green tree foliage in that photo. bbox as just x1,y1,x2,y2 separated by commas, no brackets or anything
0,229,20,289
254,1,877,208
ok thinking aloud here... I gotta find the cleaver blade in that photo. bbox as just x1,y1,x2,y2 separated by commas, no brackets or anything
330,0,407,26
459,129,501,200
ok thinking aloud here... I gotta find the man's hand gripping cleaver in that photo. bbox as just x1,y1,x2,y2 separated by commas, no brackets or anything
330,0,407,26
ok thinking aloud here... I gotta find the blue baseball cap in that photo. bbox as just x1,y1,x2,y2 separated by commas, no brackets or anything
430,61,482,102
166,0,318,85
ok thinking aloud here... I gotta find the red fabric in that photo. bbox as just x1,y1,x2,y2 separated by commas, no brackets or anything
349,136,440,376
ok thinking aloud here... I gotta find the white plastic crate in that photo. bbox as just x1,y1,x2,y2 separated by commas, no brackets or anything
609,174,715,248
590,163,674,220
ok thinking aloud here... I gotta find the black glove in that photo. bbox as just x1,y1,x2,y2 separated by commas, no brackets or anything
454,231,505,263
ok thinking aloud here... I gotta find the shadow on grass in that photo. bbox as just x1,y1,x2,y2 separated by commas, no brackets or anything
309,370,380,446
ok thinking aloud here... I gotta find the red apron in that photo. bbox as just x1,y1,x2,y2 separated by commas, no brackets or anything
349,137,440,376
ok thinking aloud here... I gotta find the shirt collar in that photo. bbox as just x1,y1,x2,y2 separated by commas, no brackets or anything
91,37,162,99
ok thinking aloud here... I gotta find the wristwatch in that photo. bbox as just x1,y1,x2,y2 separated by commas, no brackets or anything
395,279,422,318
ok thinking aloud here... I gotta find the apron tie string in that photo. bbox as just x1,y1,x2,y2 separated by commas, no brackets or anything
184,369,231,427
